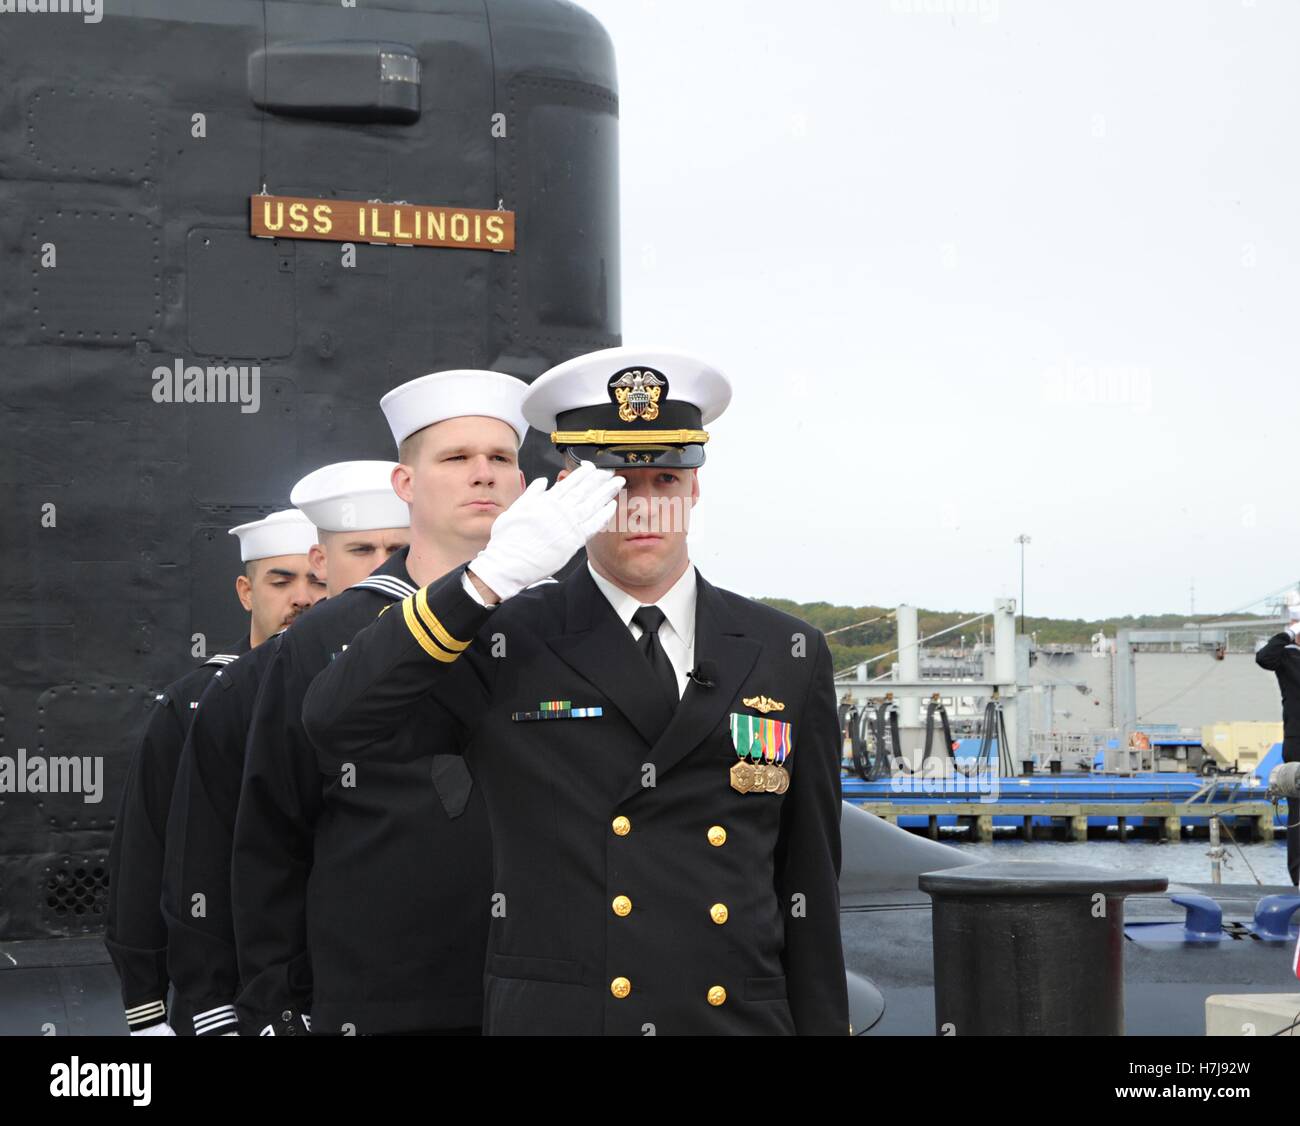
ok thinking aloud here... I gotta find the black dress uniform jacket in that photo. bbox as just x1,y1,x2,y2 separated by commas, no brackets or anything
105,638,249,1034
1254,632,1300,885
233,548,491,1035
162,638,279,1035
303,562,849,1036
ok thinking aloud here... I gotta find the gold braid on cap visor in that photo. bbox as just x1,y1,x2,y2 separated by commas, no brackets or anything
550,428,710,446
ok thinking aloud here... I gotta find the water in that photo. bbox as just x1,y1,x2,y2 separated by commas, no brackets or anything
944,836,1294,887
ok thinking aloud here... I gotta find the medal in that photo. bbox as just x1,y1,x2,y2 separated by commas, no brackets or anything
728,711,795,795
729,760,756,794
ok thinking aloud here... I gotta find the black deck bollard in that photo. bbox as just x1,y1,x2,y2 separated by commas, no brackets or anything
918,861,1168,1035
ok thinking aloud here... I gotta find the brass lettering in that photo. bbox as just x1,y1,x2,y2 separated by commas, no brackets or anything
249,195,512,253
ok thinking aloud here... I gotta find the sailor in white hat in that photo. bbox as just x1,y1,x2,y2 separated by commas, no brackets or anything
303,347,851,1035
234,368,531,1037
227,509,324,647
168,460,411,1037
379,368,530,587
290,460,411,596
107,505,275,1038
168,499,338,1035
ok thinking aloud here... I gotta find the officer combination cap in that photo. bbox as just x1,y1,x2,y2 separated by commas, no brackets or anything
228,509,318,563
380,369,529,450
289,461,410,533
522,347,732,469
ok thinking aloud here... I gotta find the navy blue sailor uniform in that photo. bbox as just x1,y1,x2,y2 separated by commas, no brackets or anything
162,637,283,1035
302,559,849,1035
105,637,250,1035
1254,629,1300,886
232,547,491,1036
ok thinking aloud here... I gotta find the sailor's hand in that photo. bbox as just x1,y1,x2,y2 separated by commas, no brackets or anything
469,461,623,603
130,1023,176,1037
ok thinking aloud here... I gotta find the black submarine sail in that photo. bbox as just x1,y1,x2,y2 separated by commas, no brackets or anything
0,0,619,948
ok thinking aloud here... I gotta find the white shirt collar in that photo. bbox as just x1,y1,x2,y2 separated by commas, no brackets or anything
587,560,697,646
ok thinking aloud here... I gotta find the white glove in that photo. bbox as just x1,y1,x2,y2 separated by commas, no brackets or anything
130,1023,176,1037
469,461,624,602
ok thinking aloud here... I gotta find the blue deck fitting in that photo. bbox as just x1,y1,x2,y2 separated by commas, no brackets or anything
1250,894,1300,941
1124,894,1223,944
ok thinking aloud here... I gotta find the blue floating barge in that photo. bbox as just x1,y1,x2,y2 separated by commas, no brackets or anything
842,742,1289,840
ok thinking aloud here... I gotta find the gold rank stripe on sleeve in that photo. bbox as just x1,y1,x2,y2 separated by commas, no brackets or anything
415,587,471,652
401,591,470,663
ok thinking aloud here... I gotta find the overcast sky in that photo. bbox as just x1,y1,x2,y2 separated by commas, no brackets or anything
574,0,1299,621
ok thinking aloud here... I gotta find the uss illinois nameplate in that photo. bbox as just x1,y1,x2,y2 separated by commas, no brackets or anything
250,194,515,252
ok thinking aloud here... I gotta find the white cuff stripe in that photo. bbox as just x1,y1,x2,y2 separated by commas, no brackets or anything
125,1001,166,1025
194,1006,239,1034
353,576,417,600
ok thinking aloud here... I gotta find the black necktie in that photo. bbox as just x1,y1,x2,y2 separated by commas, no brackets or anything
632,605,680,712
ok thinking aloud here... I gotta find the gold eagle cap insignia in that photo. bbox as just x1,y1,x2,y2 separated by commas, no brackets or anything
743,695,785,714
609,368,667,423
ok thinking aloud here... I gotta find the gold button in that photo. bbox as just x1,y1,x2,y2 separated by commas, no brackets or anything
612,895,632,917
707,825,726,847
709,902,729,925
612,816,631,836
707,985,727,1006
610,977,631,999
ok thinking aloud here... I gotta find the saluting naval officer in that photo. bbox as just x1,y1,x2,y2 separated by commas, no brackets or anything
304,348,850,1035
105,509,321,1037
161,506,360,1035
234,372,526,1036
1253,600,1300,887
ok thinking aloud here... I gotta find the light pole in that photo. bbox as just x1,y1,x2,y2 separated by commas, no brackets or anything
1015,534,1031,635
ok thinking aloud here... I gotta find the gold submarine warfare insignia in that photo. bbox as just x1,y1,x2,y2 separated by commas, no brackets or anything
610,369,667,423
742,695,785,715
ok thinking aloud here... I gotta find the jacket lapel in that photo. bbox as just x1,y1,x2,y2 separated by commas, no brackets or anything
545,566,674,747
621,572,760,802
